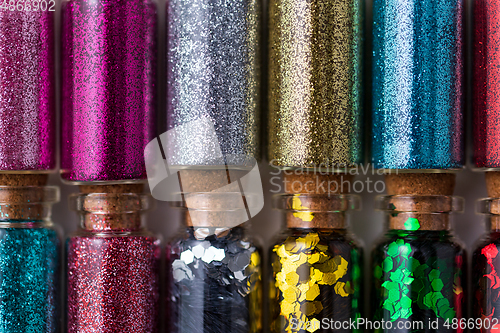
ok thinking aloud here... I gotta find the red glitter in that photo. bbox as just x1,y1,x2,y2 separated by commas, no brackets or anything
67,236,160,332
474,0,500,168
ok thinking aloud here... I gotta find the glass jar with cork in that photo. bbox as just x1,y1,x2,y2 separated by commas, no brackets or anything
0,186,61,332
269,193,363,333
372,194,466,332
165,191,262,333
66,190,161,332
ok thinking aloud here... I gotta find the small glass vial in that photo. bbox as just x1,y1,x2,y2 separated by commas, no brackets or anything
372,195,466,332
61,0,157,183
472,198,500,332
269,194,363,333
0,186,60,332
66,193,161,332
165,192,262,333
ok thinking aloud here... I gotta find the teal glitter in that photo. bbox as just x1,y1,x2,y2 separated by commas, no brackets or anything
371,0,464,169
0,222,60,332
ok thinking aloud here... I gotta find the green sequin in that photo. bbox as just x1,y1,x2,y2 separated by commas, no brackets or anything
404,218,420,231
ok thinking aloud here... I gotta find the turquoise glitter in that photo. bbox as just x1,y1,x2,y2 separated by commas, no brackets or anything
0,222,60,332
371,0,464,170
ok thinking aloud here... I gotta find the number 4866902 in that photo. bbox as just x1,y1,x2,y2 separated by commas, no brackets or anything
0,0,55,11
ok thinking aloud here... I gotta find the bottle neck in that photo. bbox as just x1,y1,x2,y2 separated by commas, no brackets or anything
79,212,143,232
489,216,500,231
285,212,346,229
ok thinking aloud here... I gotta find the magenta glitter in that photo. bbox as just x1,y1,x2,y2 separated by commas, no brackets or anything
61,0,157,183
0,9,55,171
67,236,160,332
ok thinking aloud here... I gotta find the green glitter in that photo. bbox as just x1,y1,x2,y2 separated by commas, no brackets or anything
404,218,420,231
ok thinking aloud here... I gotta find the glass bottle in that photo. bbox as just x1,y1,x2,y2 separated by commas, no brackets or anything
372,195,466,332
472,198,500,332
269,194,363,333
66,193,161,332
165,192,262,333
0,186,60,332
61,0,157,183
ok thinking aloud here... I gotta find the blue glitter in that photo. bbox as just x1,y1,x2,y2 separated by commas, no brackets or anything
0,222,60,332
371,0,464,170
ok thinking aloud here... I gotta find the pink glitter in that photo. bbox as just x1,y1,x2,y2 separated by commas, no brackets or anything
61,0,157,183
67,236,161,333
0,9,55,171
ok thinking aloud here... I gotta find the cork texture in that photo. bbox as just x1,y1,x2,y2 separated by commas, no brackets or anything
385,173,456,196
283,172,354,194
282,172,354,228
486,172,500,198
78,184,145,231
0,174,48,186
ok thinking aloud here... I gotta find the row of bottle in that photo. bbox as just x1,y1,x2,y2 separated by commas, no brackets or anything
4,186,500,332
8,0,500,179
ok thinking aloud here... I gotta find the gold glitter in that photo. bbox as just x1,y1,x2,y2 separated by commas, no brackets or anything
305,284,320,301
272,234,354,331
292,195,315,222
268,0,363,168
307,318,321,332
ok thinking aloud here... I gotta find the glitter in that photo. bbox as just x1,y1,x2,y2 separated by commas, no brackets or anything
180,249,194,264
404,217,420,231
166,0,261,166
267,0,363,168
473,0,500,168
371,0,464,170
61,0,157,183
0,9,55,171
166,227,262,333
373,230,465,324
270,230,362,333
0,226,60,332
67,236,161,332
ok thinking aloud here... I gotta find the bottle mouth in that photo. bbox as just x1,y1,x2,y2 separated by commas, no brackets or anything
0,186,59,204
69,193,154,213
375,195,464,214
477,198,500,215
273,194,361,213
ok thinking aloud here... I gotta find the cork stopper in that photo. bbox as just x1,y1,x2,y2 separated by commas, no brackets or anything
485,172,500,198
183,192,250,228
283,172,354,194
0,174,48,186
277,194,359,229
0,186,58,221
377,195,463,231
177,169,247,194
74,184,149,231
282,172,354,228
79,184,144,194
477,197,500,230
385,173,456,195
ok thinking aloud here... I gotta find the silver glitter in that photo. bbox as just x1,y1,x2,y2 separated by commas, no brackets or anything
172,259,194,282
180,249,194,264
166,0,261,166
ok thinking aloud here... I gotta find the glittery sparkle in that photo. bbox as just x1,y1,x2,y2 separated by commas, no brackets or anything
67,236,160,332
373,230,465,328
0,224,60,332
270,230,362,333
61,0,157,183
0,9,55,171
166,227,262,333
473,0,500,169
166,0,261,166
371,0,464,170
473,234,500,328
267,0,363,168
